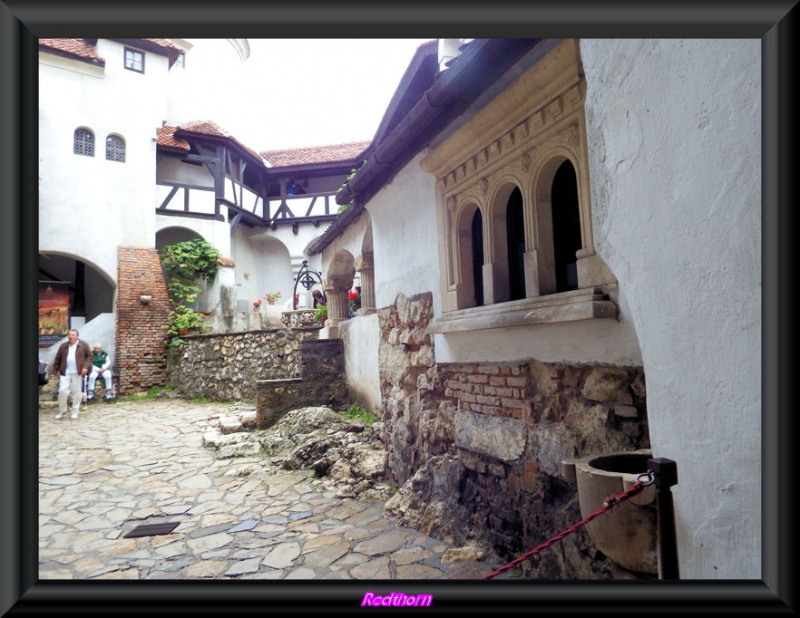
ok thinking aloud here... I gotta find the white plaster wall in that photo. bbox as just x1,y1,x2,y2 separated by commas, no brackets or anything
340,313,382,415
367,152,440,309
39,42,170,282
434,307,643,366
166,39,249,134
319,209,369,279
229,227,308,311
155,217,232,258
579,39,761,579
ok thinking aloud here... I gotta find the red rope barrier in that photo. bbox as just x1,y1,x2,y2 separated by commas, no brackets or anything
481,478,648,580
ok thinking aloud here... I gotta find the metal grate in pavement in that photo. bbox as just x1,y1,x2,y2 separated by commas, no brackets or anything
123,522,180,538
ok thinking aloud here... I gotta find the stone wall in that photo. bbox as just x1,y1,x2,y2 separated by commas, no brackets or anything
378,292,650,579
255,338,349,428
166,328,318,402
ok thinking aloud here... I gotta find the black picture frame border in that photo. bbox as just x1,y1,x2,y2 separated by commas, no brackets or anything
3,1,795,614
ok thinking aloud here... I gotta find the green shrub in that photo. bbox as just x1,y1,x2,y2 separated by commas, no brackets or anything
341,405,377,424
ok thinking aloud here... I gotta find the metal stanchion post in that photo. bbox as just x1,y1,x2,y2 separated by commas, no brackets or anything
648,457,680,579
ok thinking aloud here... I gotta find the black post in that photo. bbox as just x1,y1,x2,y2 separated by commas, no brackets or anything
648,457,680,580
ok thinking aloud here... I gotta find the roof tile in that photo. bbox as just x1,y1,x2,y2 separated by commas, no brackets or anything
156,125,190,151
260,141,370,168
39,39,104,64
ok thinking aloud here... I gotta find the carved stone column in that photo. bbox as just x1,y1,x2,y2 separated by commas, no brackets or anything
355,252,375,313
324,276,351,325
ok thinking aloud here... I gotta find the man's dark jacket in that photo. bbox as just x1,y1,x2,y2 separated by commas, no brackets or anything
51,339,92,377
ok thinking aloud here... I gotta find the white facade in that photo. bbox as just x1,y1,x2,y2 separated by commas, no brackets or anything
323,38,761,580
39,41,168,277
579,38,761,579
39,38,336,357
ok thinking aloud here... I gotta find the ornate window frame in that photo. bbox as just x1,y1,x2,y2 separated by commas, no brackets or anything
422,40,617,334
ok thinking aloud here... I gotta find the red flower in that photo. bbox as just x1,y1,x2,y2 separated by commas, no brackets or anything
348,290,359,301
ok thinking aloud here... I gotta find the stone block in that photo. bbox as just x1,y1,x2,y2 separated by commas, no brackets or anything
454,410,526,463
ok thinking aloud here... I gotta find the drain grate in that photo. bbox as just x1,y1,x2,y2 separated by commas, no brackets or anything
123,522,180,538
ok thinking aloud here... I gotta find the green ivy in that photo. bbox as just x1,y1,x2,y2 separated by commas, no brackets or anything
160,239,221,305
341,405,377,424
335,159,366,216
160,239,221,344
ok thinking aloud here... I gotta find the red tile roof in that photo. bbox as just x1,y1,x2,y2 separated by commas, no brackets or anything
39,39,105,65
260,141,370,168
156,125,190,151
139,39,184,54
173,120,264,163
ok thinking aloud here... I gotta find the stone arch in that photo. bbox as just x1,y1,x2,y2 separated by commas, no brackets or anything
485,176,526,303
37,250,115,326
454,200,484,309
530,147,582,295
323,249,357,324
357,222,376,313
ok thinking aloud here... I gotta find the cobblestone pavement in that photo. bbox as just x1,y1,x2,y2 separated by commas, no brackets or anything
38,398,505,580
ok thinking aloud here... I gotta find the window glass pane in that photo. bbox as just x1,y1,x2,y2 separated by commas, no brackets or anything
73,129,94,157
106,135,125,162
124,48,144,72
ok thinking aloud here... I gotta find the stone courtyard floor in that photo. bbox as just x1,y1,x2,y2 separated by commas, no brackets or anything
38,397,504,581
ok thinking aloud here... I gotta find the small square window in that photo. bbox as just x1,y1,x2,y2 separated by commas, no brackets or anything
124,47,144,73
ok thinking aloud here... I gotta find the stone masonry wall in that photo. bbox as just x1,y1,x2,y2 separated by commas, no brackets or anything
378,292,650,579
167,328,318,402
116,247,171,395
255,338,349,428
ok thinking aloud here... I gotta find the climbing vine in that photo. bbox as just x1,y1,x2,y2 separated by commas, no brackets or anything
160,239,221,345
336,159,366,215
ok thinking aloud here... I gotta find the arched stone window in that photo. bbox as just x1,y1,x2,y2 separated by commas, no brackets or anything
453,202,483,310
551,160,581,293
73,128,94,157
471,208,484,307
506,187,526,300
105,134,126,163
425,39,618,331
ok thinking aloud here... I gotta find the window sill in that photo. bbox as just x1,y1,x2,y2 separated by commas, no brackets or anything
427,287,618,334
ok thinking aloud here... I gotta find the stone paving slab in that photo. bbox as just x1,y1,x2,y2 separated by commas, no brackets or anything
39,398,508,580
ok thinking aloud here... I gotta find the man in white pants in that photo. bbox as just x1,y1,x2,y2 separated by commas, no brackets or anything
87,342,114,400
50,329,92,419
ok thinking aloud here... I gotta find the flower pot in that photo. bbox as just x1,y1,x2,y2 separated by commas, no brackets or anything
178,328,189,336
268,301,275,306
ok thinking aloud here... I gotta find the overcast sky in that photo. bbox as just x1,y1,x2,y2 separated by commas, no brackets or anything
212,38,432,152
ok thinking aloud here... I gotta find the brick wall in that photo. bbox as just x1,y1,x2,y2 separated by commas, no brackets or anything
378,292,651,578
116,247,170,394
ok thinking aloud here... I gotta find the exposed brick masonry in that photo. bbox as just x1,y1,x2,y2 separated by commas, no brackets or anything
378,291,650,579
116,247,171,395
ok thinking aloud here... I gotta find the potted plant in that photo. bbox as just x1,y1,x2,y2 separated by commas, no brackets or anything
264,292,282,305
313,303,328,324
252,299,262,312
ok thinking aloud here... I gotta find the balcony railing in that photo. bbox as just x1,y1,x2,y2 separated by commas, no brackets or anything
280,309,321,330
